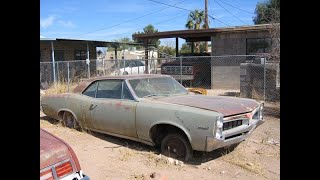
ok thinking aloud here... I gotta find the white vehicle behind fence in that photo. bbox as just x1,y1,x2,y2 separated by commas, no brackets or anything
110,60,156,75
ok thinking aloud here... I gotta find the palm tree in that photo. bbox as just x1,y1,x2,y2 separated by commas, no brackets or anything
185,9,205,53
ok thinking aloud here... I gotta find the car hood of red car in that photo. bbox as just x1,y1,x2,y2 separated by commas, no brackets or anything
153,95,260,117
40,129,73,170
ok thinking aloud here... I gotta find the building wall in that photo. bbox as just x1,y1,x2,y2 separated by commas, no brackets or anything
211,30,271,56
210,30,271,89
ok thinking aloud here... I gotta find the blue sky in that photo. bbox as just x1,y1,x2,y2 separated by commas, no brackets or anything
40,0,260,46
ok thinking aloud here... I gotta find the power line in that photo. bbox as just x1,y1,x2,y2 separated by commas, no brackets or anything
69,0,187,38
146,0,193,12
113,12,189,38
216,0,254,15
208,14,230,27
147,0,230,27
215,0,248,25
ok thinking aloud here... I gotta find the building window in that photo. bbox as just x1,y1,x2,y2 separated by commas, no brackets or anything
246,38,272,55
74,50,87,60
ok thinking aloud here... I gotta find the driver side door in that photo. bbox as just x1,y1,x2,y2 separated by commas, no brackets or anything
89,80,138,138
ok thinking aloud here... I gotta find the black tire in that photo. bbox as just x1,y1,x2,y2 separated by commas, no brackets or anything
123,71,128,75
62,112,80,129
161,133,193,161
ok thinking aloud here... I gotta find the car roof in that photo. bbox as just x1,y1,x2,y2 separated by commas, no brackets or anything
73,74,171,94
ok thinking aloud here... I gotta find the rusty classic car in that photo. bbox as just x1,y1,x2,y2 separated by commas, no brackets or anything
40,128,90,180
41,74,264,161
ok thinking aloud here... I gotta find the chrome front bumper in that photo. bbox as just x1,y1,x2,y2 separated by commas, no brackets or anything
205,118,264,152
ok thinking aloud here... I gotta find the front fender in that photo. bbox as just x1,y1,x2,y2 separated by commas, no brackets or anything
149,121,193,147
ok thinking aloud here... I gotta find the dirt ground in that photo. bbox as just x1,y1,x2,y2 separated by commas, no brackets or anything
40,103,279,180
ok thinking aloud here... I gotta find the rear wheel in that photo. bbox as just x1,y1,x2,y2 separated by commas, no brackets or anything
62,112,80,130
161,133,193,161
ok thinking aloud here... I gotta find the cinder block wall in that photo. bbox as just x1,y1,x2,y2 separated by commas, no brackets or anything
210,30,271,90
211,31,271,56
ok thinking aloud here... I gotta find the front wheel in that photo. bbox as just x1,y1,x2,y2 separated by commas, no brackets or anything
161,133,193,161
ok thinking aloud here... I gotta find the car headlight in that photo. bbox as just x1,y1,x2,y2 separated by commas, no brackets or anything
215,116,224,139
216,116,223,129
216,128,223,139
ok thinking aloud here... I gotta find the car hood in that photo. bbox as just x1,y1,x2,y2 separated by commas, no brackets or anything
152,95,260,117
40,129,72,170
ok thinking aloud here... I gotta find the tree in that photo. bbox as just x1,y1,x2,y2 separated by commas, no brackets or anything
158,45,175,57
253,0,280,61
185,9,205,53
180,43,191,54
132,24,160,48
253,0,280,24
180,42,206,54
107,37,134,51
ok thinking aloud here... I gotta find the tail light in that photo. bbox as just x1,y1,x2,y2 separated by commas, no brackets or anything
40,169,54,180
55,161,73,178
40,160,74,180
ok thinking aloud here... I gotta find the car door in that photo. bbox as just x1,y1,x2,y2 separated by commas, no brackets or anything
89,80,138,138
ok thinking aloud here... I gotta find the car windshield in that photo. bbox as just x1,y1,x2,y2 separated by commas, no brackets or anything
128,77,188,98
112,60,144,69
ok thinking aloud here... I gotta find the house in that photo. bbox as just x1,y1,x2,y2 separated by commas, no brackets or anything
105,48,158,60
132,24,279,93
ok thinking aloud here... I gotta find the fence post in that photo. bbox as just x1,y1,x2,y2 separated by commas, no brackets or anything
51,41,56,84
67,62,70,93
263,57,266,101
86,59,90,78
180,56,182,84
103,59,106,76
117,59,120,75
153,59,156,74
123,59,126,75
56,62,59,82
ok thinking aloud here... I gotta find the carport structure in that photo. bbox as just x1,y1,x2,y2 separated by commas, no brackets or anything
40,38,143,83
132,24,274,72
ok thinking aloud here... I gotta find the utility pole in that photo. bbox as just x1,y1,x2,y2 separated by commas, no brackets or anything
205,0,209,53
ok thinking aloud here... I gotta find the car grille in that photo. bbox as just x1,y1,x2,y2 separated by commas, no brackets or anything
223,120,243,131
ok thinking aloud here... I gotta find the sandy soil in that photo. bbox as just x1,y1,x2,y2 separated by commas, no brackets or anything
40,107,279,180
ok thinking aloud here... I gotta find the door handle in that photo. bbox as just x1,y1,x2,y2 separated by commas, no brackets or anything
89,104,97,111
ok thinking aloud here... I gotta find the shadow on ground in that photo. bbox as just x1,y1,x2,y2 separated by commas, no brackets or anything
41,115,237,165
41,115,61,125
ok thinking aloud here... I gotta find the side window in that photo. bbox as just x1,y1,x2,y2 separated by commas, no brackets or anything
122,82,133,100
96,80,122,99
82,82,98,98
136,61,144,67
128,61,136,68
84,80,134,100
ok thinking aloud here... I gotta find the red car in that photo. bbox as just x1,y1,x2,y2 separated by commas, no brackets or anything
161,53,211,88
40,128,90,180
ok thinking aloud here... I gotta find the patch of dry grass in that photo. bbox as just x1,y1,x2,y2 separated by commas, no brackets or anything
43,82,78,95
222,148,264,175
119,147,136,161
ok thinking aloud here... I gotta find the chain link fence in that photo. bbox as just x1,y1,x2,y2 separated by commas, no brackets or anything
40,55,280,102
